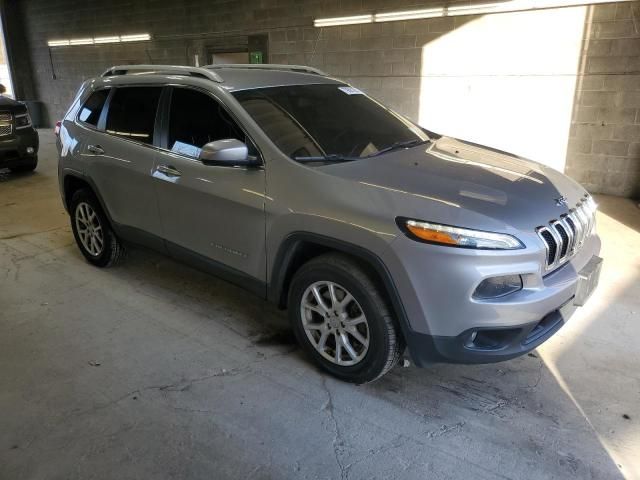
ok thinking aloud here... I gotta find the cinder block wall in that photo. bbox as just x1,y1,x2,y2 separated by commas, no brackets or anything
565,2,640,197
5,0,639,196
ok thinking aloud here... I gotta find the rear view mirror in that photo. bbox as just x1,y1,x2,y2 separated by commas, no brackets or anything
199,139,258,167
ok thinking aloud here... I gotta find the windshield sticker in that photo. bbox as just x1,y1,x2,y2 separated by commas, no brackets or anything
338,86,364,95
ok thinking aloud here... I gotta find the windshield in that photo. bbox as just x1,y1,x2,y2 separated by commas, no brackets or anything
232,84,429,162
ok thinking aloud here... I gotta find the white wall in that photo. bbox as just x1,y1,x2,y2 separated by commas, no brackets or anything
419,7,587,172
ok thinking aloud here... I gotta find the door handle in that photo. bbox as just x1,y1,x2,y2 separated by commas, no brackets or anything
87,144,104,155
157,164,182,177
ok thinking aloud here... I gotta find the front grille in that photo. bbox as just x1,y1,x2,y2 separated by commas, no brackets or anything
0,112,11,136
536,194,597,271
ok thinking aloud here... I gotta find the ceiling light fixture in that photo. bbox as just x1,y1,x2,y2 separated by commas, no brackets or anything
314,14,373,27
314,0,635,27
47,39,70,47
48,33,151,47
120,33,151,42
374,8,444,22
93,36,120,44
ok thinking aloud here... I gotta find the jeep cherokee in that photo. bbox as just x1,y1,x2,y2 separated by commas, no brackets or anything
57,64,602,383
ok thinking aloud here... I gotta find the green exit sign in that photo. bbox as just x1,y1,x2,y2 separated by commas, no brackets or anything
249,51,263,64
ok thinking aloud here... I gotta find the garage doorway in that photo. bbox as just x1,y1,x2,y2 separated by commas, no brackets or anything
208,51,249,65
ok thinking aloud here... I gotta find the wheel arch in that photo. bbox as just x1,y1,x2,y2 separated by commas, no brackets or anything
62,172,115,227
268,232,414,348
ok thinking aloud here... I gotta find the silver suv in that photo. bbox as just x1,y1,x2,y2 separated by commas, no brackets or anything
57,64,602,383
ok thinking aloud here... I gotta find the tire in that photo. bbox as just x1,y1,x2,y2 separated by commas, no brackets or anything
9,156,38,173
289,253,405,383
69,189,124,267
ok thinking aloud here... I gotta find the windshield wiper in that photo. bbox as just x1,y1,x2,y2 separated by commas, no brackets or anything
293,154,358,163
367,139,430,157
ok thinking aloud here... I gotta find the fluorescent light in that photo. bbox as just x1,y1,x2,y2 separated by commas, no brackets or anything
120,33,151,42
47,33,151,47
47,39,70,47
94,36,120,44
314,0,635,27
375,8,443,22
69,38,94,45
314,14,372,27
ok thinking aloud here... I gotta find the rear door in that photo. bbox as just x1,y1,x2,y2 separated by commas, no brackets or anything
84,86,163,238
153,86,266,286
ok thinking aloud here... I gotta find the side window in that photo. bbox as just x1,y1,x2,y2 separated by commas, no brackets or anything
105,87,161,144
168,87,252,159
78,89,109,127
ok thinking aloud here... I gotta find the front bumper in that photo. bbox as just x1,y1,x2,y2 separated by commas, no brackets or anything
408,299,576,364
384,229,601,366
0,128,39,168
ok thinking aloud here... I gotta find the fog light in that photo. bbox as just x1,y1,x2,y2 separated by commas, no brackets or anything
473,275,522,299
26,147,34,155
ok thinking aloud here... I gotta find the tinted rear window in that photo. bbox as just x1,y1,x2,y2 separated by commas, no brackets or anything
105,87,161,144
78,89,109,127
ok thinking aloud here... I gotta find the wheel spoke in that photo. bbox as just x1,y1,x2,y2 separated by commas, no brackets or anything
317,330,329,351
311,286,330,312
347,327,369,348
303,301,327,317
305,323,325,331
334,333,343,364
339,292,354,309
340,333,358,361
91,236,99,254
344,315,366,327
328,283,339,310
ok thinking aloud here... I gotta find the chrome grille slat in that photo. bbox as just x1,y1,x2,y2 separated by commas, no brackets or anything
536,195,596,271
559,215,575,256
551,220,569,260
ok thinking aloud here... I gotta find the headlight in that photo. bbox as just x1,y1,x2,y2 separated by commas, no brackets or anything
15,112,32,129
397,218,524,250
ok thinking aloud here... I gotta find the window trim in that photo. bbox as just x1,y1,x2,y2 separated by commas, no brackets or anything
157,84,264,168
75,87,112,131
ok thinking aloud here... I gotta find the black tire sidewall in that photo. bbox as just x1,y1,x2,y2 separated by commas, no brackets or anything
69,190,115,267
289,263,394,383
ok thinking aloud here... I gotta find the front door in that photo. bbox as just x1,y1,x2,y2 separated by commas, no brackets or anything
153,86,267,285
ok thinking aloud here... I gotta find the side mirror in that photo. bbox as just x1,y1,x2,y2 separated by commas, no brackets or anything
199,139,257,167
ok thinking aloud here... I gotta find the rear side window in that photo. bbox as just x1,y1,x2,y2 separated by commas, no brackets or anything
167,87,247,158
78,89,109,127
105,87,161,144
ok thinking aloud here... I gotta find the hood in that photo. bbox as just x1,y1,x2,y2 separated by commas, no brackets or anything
0,96,27,112
320,136,586,232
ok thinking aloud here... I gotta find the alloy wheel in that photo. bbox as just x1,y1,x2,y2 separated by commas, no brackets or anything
75,202,104,256
300,281,370,366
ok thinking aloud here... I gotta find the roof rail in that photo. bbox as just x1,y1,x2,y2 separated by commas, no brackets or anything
101,65,223,82
204,64,328,76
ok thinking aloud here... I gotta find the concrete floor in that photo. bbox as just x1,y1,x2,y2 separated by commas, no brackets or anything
1,131,639,480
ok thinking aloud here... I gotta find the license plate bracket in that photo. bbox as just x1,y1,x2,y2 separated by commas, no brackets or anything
574,255,603,307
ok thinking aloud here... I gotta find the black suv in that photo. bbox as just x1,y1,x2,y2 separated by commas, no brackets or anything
0,95,39,173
